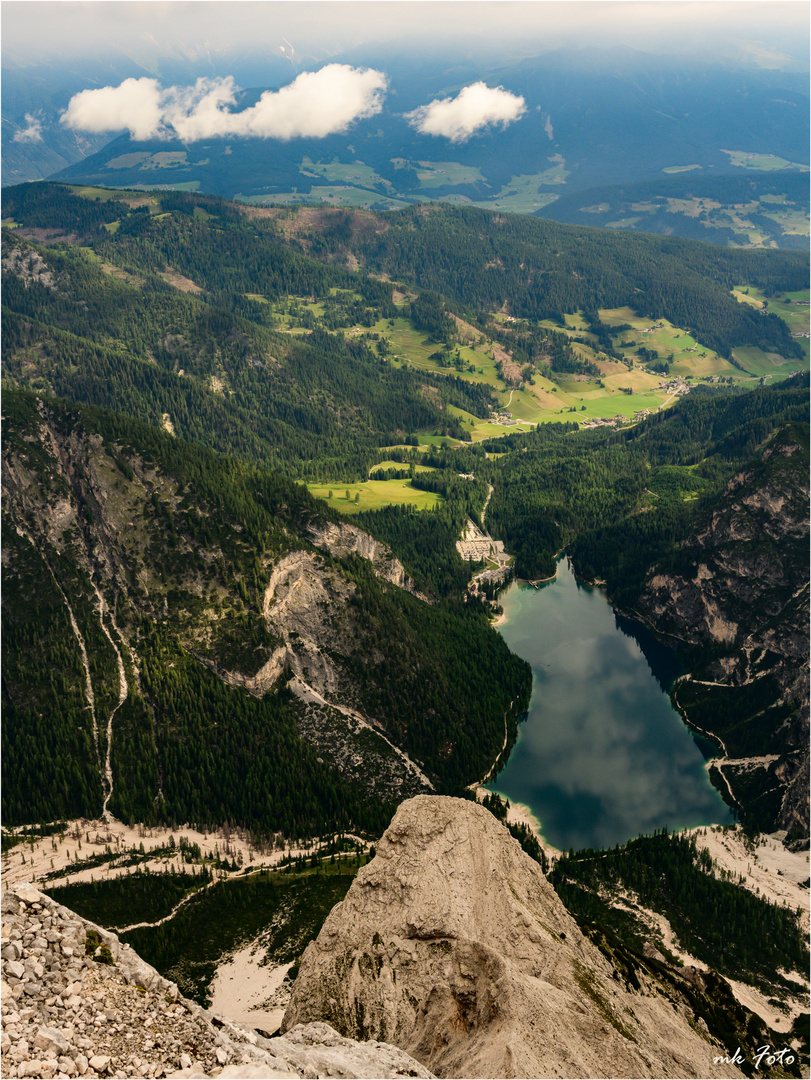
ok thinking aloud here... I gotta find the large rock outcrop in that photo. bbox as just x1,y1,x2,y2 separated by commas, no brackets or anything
282,796,745,1079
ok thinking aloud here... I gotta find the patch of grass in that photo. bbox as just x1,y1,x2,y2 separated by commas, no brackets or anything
66,186,140,203
477,172,562,213
416,161,486,188
417,434,464,447
300,157,392,190
369,459,434,474
304,479,444,513
105,153,152,171
721,150,810,172
730,347,807,377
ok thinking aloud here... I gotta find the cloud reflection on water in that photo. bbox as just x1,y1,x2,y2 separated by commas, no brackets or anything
490,559,732,851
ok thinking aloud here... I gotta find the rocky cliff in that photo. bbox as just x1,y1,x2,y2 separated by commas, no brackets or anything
636,424,809,842
283,796,749,1080
1,882,434,1080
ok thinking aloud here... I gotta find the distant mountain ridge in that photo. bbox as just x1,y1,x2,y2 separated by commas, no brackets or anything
34,47,808,248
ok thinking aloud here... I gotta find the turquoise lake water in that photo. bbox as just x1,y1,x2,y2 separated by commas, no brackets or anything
488,557,733,851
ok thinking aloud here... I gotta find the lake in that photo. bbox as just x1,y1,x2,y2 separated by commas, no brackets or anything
488,557,733,852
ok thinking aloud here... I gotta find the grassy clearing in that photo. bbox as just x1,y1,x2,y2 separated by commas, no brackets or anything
662,165,702,173
105,152,151,170
381,318,504,390
416,161,486,188
445,403,482,427
731,347,807,378
378,444,429,455
721,150,810,172
731,290,763,309
304,479,444,513
161,181,201,192
732,287,810,368
758,205,809,236
477,173,561,213
67,186,131,202
299,158,392,189
369,460,434,474
605,217,643,229
417,434,464,448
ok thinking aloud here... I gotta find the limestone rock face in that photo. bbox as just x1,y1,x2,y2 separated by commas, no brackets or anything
283,796,744,1080
307,519,432,602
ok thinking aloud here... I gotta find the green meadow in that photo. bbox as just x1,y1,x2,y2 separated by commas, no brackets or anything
369,460,435,474
240,283,806,443
304,479,444,513
478,173,561,213
416,161,486,188
722,150,810,172
300,157,392,189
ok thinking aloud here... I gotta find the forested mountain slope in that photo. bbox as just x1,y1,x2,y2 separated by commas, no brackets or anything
1,183,808,844
260,202,807,359
1,186,494,479
2,391,530,832
637,424,810,842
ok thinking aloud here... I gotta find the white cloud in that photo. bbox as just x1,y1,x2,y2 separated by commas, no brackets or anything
162,77,242,142
13,114,44,143
232,65,388,139
61,78,164,141
60,65,388,143
406,82,526,142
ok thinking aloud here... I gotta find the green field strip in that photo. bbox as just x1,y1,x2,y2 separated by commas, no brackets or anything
304,478,445,513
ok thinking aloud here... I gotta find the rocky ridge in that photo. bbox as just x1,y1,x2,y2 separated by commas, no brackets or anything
0,883,434,1080
283,796,747,1080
